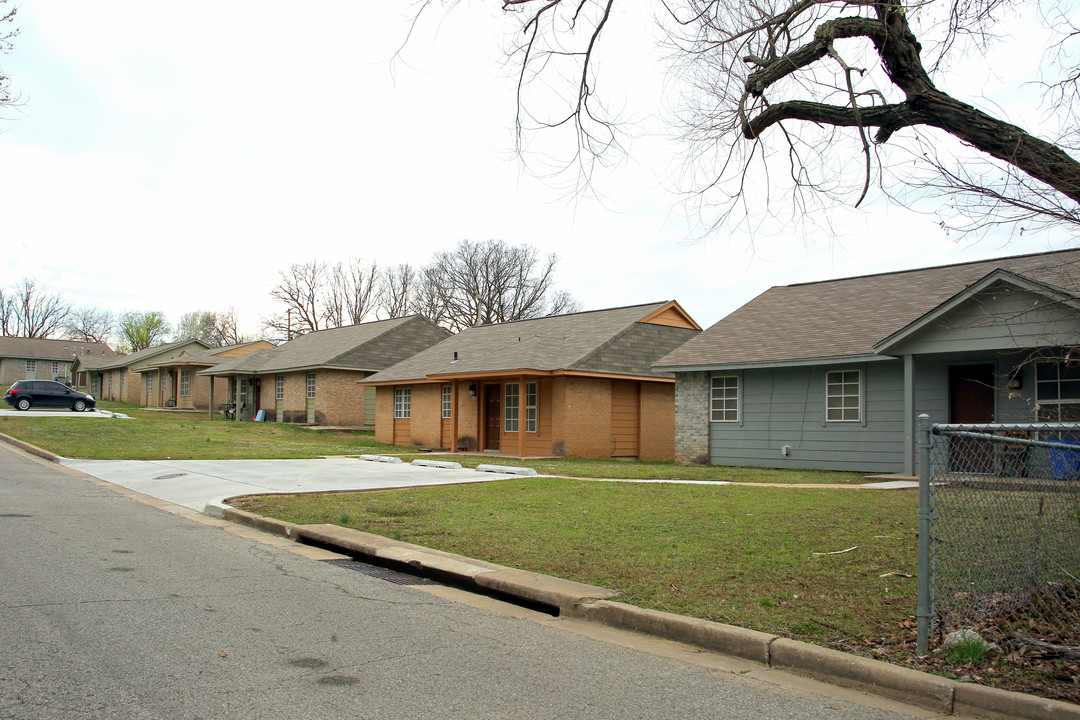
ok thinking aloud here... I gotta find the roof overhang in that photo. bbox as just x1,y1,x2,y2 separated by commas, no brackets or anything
654,353,895,374
872,269,1080,355
360,368,675,386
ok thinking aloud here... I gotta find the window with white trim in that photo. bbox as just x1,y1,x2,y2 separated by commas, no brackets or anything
275,375,284,400
146,375,153,394
442,385,452,419
394,387,411,418
179,370,190,397
505,383,520,432
25,359,36,374
711,376,739,422
1036,362,1080,421
306,373,316,399
525,382,538,433
826,370,861,422
51,361,59,376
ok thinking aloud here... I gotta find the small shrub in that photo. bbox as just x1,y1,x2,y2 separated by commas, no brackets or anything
946,636,988,664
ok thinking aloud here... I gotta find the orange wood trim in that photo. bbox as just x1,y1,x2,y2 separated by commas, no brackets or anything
639,300,702,330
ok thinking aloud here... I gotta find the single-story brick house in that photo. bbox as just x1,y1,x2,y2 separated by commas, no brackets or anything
0,337,114,387
71,339,212,404
361,301,702,459
133,340,276,410
654,248,1080,474
200,316,450,427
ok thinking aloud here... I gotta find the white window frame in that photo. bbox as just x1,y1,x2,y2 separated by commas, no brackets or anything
442,385,452,419
25,359,36,373
1035,362,1080,421
179,369,190,397
306,373,316,399
275,375,284,401
51,361,59,376
826,369,862,423
710,375,740,423
525,382,538,433
504,383,520,433
146,375,153,394
394,387,411,419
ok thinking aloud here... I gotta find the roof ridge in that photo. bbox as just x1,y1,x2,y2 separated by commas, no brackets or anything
784,246,1080,289
468,301,670,329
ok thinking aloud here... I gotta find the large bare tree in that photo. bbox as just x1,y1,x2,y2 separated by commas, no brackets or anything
263,261,327,339
0,279,70,339
323,259,380,327
419,0,1080,236
63,306,115,345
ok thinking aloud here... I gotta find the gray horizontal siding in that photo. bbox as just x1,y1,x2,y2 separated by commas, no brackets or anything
710,362,906,473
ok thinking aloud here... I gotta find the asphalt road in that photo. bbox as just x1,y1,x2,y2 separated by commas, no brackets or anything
0,444,936,720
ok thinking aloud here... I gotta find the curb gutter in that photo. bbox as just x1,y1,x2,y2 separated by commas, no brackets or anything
222,507,1079,720
0,432,60,463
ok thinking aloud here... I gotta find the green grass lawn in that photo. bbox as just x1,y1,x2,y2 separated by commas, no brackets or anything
231,479,919,641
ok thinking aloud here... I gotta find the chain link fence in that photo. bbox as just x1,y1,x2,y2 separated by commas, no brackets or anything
917,421,1080,657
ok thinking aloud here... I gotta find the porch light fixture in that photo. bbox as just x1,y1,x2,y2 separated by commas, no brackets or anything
469,383,477,397
1008,366,1023,390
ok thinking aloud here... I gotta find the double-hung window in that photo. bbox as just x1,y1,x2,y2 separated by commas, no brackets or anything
1036,362,1080,421
179,370,190,397
394,387,411,418
25,360,36,374
275,375,284,401
711,376,739,422
504,383,520,432
146,375,153,394
51,361,59,377
826,370,861,422
442,385,452,419
525,382,538,433
306,373,316,399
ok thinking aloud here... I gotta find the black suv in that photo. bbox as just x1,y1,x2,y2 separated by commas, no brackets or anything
4,380,96,412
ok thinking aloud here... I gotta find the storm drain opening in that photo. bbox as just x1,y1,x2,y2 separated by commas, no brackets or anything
317,552,559,617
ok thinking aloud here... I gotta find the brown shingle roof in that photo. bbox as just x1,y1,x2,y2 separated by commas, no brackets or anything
656,248,1080,369
363,302,700,384
200,316,450,375
0,337,114,362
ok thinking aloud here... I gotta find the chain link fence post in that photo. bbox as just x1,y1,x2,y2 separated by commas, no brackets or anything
916,413,933,656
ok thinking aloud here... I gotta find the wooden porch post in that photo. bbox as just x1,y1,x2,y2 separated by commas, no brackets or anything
208,376,215,420
451,380,459,454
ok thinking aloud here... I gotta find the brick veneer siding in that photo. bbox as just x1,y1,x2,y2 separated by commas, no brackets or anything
408,384,443,448
312,369,371,427
563,377,613,459
374,386,395,444
674,371,710,464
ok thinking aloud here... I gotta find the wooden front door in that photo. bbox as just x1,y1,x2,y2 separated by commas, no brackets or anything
948,364,996,473
484,384,501,451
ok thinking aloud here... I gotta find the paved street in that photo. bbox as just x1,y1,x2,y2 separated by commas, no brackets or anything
0,444,936,720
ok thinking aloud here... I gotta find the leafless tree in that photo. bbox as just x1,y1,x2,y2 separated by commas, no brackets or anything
263,261,327,339
212,307,247,347
1,279,70,338
62,306,114,344
378,264,417,320
0,0,17,115
324,259,380,327
415,239,580,331
418,0,1080,237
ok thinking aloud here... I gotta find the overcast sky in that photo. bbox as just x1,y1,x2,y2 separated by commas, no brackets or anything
0,2,1070,337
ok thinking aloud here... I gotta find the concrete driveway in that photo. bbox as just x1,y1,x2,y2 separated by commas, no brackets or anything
60,456,526,513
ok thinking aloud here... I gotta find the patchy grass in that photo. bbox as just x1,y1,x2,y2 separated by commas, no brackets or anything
0,408,397,459
232,478,919,639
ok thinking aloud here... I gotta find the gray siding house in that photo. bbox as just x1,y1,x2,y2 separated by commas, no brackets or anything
655,249,1080,474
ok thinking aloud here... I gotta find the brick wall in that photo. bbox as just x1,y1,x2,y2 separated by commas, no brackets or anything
454,383,480,451
675,371,710,464
409,384,443,447
313,369,370,426
639,381,675,461
563,377,613,459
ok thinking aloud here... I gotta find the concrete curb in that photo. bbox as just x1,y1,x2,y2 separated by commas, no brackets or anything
218,508,1079,719
475,464,537,476
0,433,61,463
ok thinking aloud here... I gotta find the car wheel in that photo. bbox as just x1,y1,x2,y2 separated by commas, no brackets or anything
15,397,31,411
73,399,87,412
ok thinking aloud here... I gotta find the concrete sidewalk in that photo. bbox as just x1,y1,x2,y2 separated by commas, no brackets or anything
59,456,527,512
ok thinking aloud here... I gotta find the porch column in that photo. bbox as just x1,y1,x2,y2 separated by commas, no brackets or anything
904,354,916,475
208,376,215,420
518,375,526,458
451,380,459,454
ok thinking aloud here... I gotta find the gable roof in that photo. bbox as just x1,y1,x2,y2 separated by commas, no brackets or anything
0,337,115,362
655,248,1080,370
362,301,701,384
77,339,212,372
200,316,451,376
139,341,276,371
